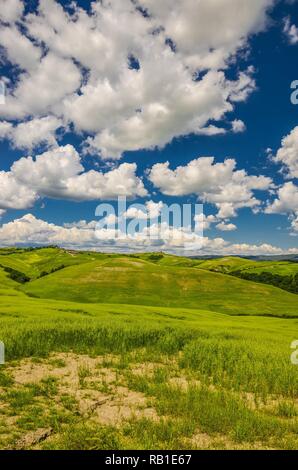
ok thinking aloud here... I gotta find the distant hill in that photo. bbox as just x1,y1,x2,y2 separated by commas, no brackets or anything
0,247,291,318
244,254,298,262
190,254,298,262
193,255,298,294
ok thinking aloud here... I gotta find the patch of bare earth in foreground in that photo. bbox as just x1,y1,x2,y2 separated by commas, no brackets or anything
0,353,158,449
1,352,278,450
10,353,158,421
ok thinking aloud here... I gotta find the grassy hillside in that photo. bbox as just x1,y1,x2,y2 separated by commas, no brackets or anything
197,257,255,272
19,253,298,317
0,292,297,450
0,267,21,296
198,256,298,276
0,247,106,280
196,256,298,294
0,248,297,450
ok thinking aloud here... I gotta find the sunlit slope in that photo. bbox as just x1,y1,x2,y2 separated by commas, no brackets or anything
199,256,298,276
233,261,298,276
21,256,298,317
0,291,297,355
0,247,107,280
0,267,23,296
198,257,298,293
198,257,256,273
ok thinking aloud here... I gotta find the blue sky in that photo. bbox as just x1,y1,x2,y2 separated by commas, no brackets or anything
0,0,298,255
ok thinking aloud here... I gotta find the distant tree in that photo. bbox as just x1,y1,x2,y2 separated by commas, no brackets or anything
231,270,298,294
148,254,164,262
2,266,30,283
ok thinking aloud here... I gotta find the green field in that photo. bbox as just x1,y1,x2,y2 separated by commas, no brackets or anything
0,248,297,450
198,256,298,294
17,251,298,317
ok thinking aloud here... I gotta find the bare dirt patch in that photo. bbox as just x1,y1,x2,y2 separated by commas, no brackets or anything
92,386,158,426
130,362,166,377
15,428,53,450
185,430,274,450
7,353,159,427
3,353,273,450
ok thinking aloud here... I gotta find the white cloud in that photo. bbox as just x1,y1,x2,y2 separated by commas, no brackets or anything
266,182,298,234
291,216,298,234
194,213,217,231
123,201,163,220
0,213,290,256
146,201,164,218
136,0,274,70
63,220,97,230
0,172,37,210
0,121,13,139
123,204,237,234
0,25,42,71
0,0,275,158
216,222,237,232
232,119,246,133
81,67,255,159
1,53,81,120
123,207,148,220
196,125,227,136
0,0,24,23
283,17,298,45
266,182,298,214
272,126,298,178
103,214,118,226
0,116,62,150
148,157,272,218
195,209,239,233
0,145,147,211
223,242,285,256
215,203,237,219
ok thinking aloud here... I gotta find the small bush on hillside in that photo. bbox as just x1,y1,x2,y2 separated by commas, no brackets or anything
2,266,30,284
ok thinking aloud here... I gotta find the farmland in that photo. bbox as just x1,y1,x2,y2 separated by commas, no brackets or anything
0,248,297,450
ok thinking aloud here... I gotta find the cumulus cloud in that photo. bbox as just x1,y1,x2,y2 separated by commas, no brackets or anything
0,172,37,210
266,182,298,234
0,0,292,251
266,182,298,215
123,201,164,220
83,68,255,159
136,0,274,70
216,222,237,232
0,116,62,150
291,216,298,234
0,0,275,158
0,0,24,23
1,53,82,120
12,145,147,200
222,242,285,256
215,203,237,219
0,24,42,71
0,213,289,256
148,157,272,219
283,17,298,45
194,213,217,231
0,145,147,211
232,119,246,133
194,212,238,233
272,126,298,178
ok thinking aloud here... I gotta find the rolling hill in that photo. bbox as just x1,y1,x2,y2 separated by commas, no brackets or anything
0,247,297,450
196,256,298,294
9,249,296,317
